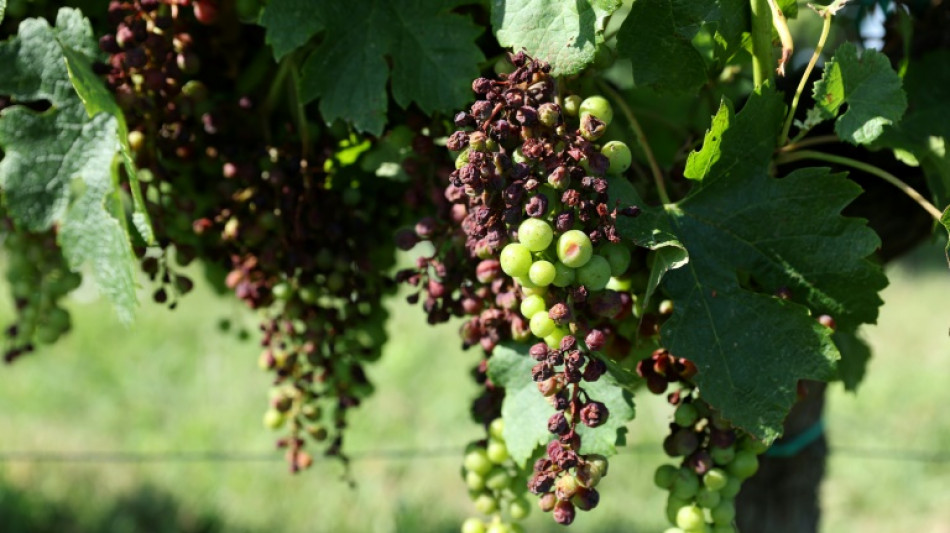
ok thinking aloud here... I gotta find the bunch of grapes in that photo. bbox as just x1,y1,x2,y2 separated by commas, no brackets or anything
460,418,533,533
639,349,767,533
401,52,644,524
96,0,416,470
1,221,81,363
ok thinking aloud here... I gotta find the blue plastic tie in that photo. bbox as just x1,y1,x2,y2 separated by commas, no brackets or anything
763,418,825,458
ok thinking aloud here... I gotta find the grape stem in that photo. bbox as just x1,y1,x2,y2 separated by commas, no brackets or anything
596,80,670,205
779,5,833,146
750,0,775,88
775,149,944,221
778,134,840,153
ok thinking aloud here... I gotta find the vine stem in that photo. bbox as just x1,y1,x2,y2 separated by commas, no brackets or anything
596,80,670,205
779,134,840,152
750,0,775,88
776,149,944,221
779,7,833,145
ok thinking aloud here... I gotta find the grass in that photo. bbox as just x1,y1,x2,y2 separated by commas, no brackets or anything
0,242,948,532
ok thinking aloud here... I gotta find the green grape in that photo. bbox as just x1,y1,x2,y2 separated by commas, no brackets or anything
486,439,510,464
528,260,557,287
486,522,510,533
674,402,699,428
576,255,611,291
654,464,679,489
466,470,487,491
711,501,736,525
518,218,554,252
464,449,494,476
663,529,687,533
719,477,742,499
509,496,532,520
473,493,499,515
262,408,286,430
599,242,632,277
489,418,505,440
530,313,556,338
676,505,706,531
710,446,735,465
462,517,487,533
500,243,532,277
456,147,472,169
666,494,690,525
485,467,511,491
298,286,317,304
672,468,700,499
739,436,770,454
544,328,568,349
703,468,729,492
557,230,593,268
272,282,292,300
696,487,721,509
712,525,737,533
520,294,546,319
551,261,576,287
563,95,582,116
727,450,759,480
579,95,614,125
605,276,632,292
601,140,632,174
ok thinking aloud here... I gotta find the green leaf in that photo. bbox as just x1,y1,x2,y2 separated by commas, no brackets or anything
0,9,138,324
487,343,635,467
833,329,871,392
812,42,907,145
873,50,950,209
615,0,714,93
613,88,887,442
259,0,325,61
60,45,155,245
492,0,619,77
684,99,731,181
300,0,484,135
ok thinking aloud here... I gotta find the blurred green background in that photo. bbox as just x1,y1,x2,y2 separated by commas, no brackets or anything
0,241,948,533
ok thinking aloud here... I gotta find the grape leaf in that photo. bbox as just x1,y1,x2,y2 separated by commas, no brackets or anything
833,330,871,392
60,45,155,245
812,42,907,145
299,0,484,135
491,0,620,77
615,0,709,93
0,10,138,324
259,0,325,61
487,343,635,467
872,50,950,210
612,88,887,442
684,99,731,181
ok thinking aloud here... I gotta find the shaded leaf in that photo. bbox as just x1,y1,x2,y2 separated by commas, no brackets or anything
833,329,872,392
259,0,325,61
812,42,907,145
300,0,483,135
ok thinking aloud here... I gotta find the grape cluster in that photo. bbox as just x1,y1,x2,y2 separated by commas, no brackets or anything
460,418,532,533
95,0,416,470
401,52,643,524
1,223,80,363
639,349,767,533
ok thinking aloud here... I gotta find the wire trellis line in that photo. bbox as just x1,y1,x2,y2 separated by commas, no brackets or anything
0,443,948,464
